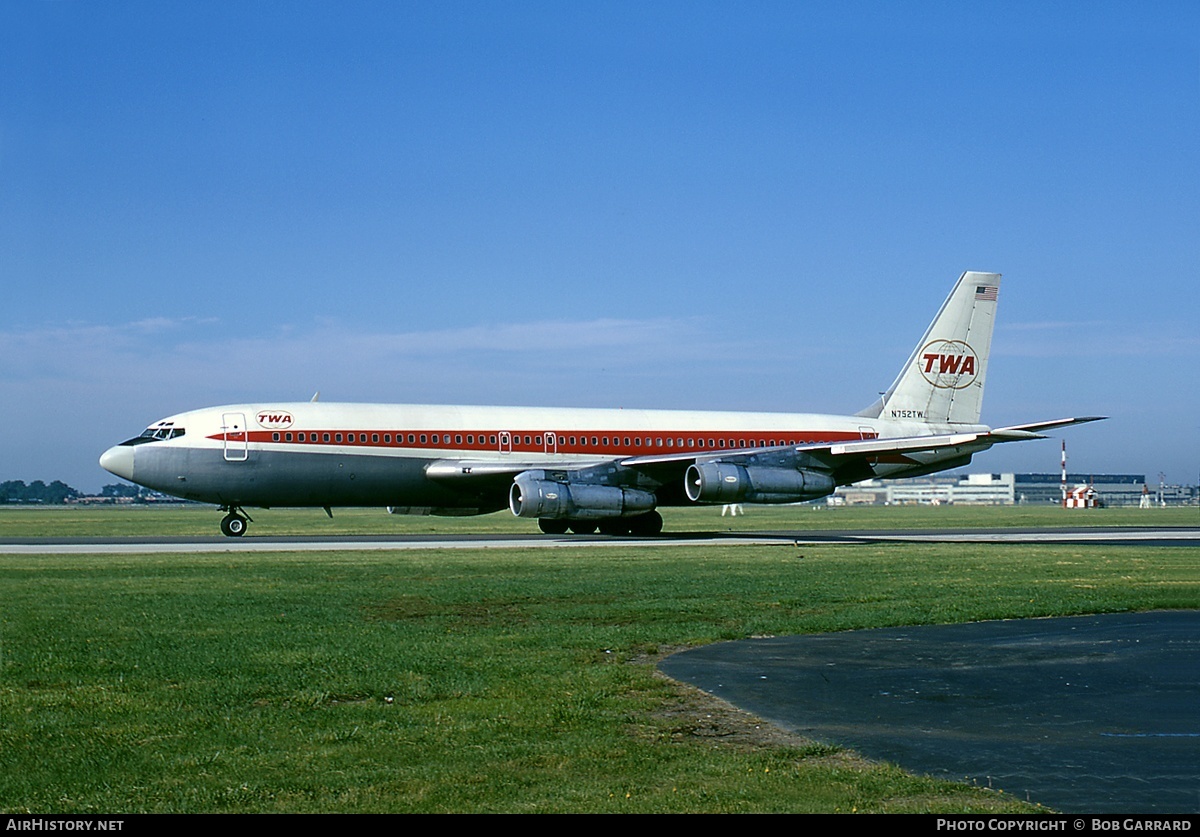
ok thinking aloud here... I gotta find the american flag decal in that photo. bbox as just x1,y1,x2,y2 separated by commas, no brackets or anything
975,285,998,301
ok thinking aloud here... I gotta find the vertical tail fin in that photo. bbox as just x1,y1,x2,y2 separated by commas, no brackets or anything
858,271,1000,425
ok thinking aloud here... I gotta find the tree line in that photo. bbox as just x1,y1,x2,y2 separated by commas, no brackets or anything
0,480,160,504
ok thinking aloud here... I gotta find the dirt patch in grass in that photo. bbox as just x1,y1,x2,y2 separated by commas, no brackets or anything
635,648,1043,813
632,646,865,767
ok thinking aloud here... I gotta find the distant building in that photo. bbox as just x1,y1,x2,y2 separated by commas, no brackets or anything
1063,485,1098,508
833,472,1200,507
836,473,1015,506
1012,473,1146,507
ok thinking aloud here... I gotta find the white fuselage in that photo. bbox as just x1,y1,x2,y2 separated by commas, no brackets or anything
100,400,985,511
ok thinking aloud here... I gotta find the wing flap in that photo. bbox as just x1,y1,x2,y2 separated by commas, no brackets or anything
425,459,611,481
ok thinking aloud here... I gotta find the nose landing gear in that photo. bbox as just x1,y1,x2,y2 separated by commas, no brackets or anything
219,506,252,537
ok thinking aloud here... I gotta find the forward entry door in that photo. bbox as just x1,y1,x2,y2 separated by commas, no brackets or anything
222,412,249,461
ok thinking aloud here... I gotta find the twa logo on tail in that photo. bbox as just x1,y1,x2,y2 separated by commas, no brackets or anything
918,340,978,389
256,411,294,429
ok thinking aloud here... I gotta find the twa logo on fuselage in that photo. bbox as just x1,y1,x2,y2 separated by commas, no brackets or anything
918,340,978,389
256,411,294,430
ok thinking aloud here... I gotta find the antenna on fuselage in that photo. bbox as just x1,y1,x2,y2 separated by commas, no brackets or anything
311,391,320,402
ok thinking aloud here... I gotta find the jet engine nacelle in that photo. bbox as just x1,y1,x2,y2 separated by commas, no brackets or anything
509,471,657,520
684,462,836,504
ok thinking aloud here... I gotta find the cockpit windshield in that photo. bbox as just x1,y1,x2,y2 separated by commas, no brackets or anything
119,425,186,446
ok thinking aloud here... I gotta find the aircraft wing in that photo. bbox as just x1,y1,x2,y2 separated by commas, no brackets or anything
612,431,991,489
823,416,1105,458
424,416,1106,502
614,416,1104,500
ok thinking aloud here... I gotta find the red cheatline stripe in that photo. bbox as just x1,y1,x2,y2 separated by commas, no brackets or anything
206,428,870,454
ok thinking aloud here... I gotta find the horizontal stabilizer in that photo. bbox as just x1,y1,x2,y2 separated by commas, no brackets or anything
993,416,1106,435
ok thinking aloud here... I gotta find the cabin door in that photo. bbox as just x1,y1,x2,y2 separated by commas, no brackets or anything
222,412,249,462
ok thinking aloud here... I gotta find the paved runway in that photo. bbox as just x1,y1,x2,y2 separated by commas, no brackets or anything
659,611,1200,814
2,526,1199,553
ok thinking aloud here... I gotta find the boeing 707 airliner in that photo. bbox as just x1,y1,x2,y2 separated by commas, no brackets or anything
100,271,1102,536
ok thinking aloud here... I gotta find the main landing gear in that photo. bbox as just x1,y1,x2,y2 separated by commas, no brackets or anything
537,510,663,537
219,506,252,537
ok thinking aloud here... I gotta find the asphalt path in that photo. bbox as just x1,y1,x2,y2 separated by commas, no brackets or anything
659,611,1200,814
1,526,1199,553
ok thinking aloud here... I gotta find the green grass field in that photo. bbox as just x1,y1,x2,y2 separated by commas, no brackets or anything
1,505,1197,812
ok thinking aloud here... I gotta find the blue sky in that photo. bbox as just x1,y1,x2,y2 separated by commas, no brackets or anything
2,1,1197,492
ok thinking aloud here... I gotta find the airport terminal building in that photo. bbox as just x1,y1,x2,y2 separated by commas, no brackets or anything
835,473,1197,507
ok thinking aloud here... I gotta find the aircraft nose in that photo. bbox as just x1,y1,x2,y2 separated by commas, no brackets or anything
99,445,135,481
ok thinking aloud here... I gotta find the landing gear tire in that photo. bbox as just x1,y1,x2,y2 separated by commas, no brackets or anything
221,513,248,538
628,510,664,536
538,518,570,535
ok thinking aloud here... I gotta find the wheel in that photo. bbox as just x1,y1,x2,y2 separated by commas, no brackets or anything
538,518,570,535
221,513,247,537
568,520,598,535
628,510,663,536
